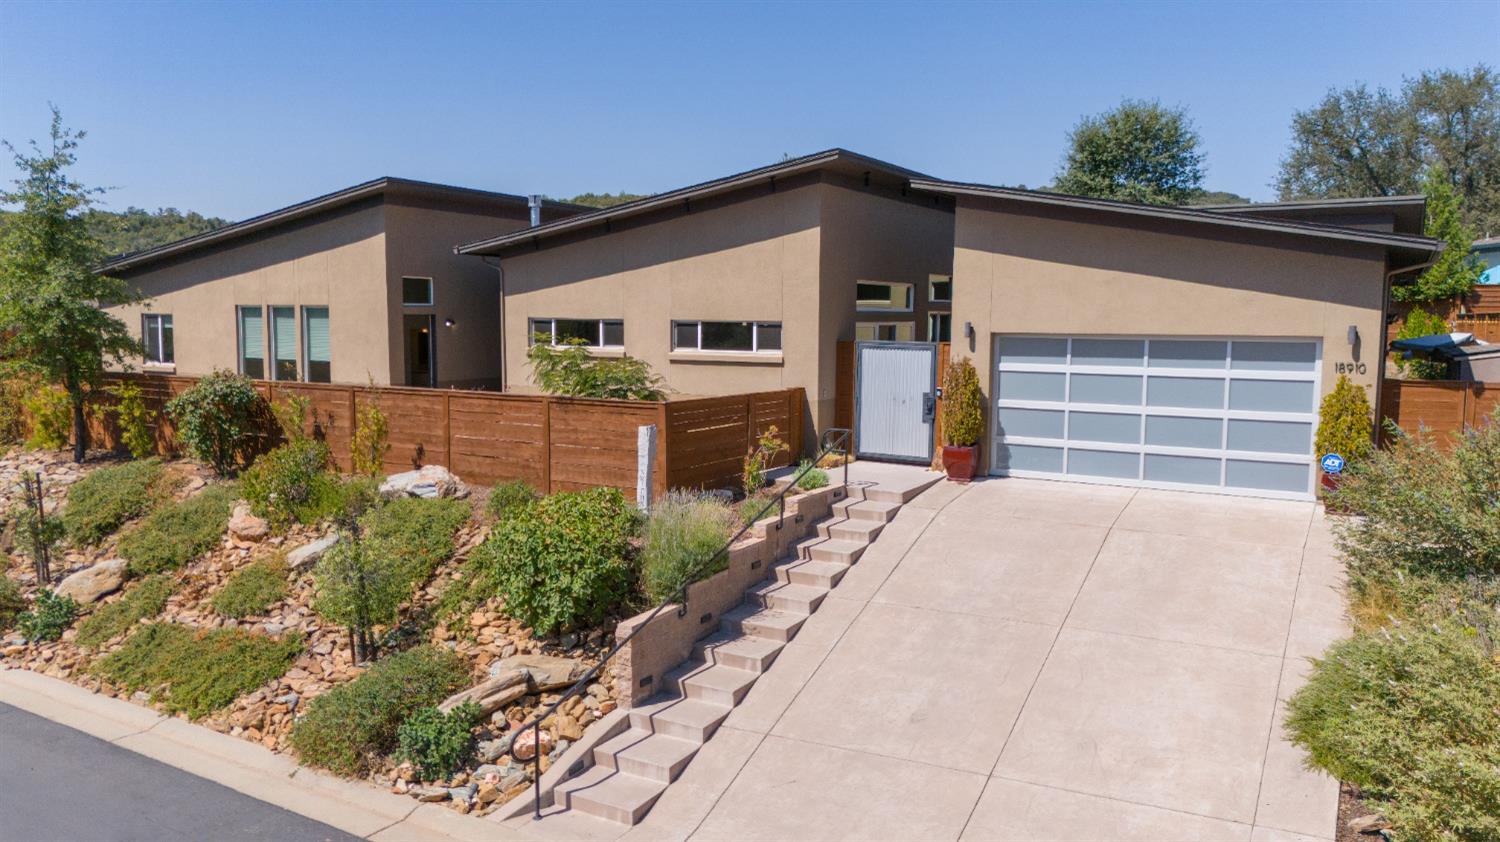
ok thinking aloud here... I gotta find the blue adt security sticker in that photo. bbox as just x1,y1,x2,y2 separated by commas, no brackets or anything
1320,453,1345,474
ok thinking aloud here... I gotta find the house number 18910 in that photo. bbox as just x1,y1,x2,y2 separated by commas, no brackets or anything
1335,362,1367,375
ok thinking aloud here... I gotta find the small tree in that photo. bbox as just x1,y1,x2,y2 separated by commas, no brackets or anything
527,336,665,400
741,426,788,497
350,384,390,477
1395,308,1453,380
1394,169,1484,304
106,381,155,459
1314,375,1374,468
165,369,266,475
940,358,984,447
313,491,398,663
271,393,312,445
0,109,143,463
1053,99,1206,205
14,471,63,583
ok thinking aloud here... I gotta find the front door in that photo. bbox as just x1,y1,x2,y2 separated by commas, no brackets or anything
854,341,937,463
404,314,435,387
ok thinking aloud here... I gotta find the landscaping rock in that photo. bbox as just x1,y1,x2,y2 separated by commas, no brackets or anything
1349,814,1391,835
286,534,339,569
554,714,584,741
476,734,514,762
228,503,269,542
379,465,469,500
448,783,477,803
510,728,553,761
411,786,449,802
54,559,127,604
439,669,529,717
488,654,587,692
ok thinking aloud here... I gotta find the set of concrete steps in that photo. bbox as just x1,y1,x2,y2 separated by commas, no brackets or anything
548,469,939,826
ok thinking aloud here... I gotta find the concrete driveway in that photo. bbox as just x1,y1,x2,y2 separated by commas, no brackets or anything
621,477,1346,842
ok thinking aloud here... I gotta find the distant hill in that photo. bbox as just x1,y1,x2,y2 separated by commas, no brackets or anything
564,192,647,209
1185,190,1252,206
0,206,230,259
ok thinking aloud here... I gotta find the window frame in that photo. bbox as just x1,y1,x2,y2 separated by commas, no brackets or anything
670,320,783,354
236,305,266,380
855,281,914,313
527,318,626,349
302,306,331,383
928,275,953,305
401,276,434,307
141,313,174,366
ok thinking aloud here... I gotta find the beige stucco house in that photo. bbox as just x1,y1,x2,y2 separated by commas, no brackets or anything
455,149,957,433
102,178,582,389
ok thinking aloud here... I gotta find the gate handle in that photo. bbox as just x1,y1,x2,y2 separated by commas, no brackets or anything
921,392,936,423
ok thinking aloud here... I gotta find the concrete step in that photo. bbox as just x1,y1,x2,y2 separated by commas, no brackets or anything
833,497,901,523
720,604,808,643
820,517,885,543
594,729,700,783
556,765,667,825
805,538,867,565
692,632,785,673
855,473,943,505
669,662,759,707
628,696,731,742
774,558,849,589
745,580,828,614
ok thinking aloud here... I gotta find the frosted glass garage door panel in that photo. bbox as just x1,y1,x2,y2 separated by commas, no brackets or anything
1147,376,1224,409
1070,374,1141,405
997,407,1065,439
1231,341,1317,371
1227,419,1313,454
1226,460,1309,492
1144,454,1221,486
1145,415,1223,449
1229,379,1314,412
996,337,1068,365
999,444,1065,473
1068,411,1141,444
998,371,1066,402
1149,340,1227,369
1067,448,1140,479
1071,339,1145,367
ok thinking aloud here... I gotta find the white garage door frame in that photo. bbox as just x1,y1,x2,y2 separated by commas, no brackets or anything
990,335,1321,501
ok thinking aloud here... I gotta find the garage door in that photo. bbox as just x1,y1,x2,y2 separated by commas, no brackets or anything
991,336,1320,499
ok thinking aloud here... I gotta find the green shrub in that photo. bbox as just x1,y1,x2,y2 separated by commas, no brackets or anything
362,497,470,585
350,399,389,477
795,459,829,491
396,702,479,781
271,394,312,444
1395,307,1454,380
76,575,175,649
0,373,37,444
313,535,410,663
470,487,640,635
1313,375,1373,471
0,577,26,630
106,381,156,459
61,458,166,546
24,386,70,450
289,645,467,776
527,337,665,400
240,439,343,527
10,470,64,583
16,590,79,642
487,480,539,522
941,358,984,447
119,484,238,575
166,370,267,475
741,426,788,497
1286,622,1500,842
94,622,302,719
211,558,288,619
641,493,737,604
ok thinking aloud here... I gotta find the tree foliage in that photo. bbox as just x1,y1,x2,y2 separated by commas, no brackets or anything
0,108,143,462
165,370,267,475
1053,99,1206,205
526,336,665,400
1392,169,1486,304
1395,307,1454,380
1276,65,1500,235
564,192,646,209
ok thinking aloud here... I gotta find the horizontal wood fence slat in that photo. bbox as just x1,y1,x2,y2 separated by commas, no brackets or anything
1380,379,1499,448
83,374,804,501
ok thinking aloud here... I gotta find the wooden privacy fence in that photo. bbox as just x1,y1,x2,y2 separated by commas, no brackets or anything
1380,379,1499,447
88,374,803,501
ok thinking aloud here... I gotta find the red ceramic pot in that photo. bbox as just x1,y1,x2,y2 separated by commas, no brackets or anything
941,445,978,483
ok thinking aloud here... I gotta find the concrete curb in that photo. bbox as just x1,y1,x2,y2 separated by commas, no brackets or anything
0,667,529,842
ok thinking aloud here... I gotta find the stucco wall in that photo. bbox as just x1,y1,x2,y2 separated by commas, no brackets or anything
950,200,1388,472
107,201,392,384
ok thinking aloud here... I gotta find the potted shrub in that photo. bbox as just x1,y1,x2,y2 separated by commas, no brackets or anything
1313,375,1374,496
939,357,984,482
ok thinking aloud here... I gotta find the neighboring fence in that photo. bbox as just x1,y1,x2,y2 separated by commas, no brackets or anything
1380,379,1499,447
87,373,803,500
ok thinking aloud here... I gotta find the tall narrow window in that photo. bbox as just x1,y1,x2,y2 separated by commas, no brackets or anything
303,307,330,383
927,313,952,342
238,306,264,379
142,314,174,365
271,306,297,381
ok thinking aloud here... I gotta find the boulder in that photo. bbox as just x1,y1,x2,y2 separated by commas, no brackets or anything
54,559,127,604
439,669,529,717
228,503,269,542
1349,814,1391,835
379,465,469,500
287,534,339,569
510,728,554,762
487,654,588,692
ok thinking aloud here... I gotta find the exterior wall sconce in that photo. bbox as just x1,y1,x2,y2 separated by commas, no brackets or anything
1347,325,1358,345
444,318,456,328
964,321,975,340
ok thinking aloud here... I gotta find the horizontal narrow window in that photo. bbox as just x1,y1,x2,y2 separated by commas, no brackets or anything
142,314,173,365
528,318,625,348
402,277,433,306
929,275,952,303
303,307,330,383
856,281,913,312
671,321,782,353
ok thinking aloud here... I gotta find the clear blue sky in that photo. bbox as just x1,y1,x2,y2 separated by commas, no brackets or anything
2,0,1496,220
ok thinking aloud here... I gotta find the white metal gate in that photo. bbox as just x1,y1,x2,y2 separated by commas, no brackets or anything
991,335,1321,500
855,341,937,463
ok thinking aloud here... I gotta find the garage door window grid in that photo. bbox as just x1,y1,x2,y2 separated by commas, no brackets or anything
993,336,1319,497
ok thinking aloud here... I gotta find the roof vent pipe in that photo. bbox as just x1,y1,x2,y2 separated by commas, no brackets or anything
527,195,542,227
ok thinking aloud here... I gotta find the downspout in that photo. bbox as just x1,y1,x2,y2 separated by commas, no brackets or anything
483,255,505,391
1375,255,1442,448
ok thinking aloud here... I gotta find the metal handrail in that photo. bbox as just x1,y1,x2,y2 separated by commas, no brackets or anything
521,427,851,818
